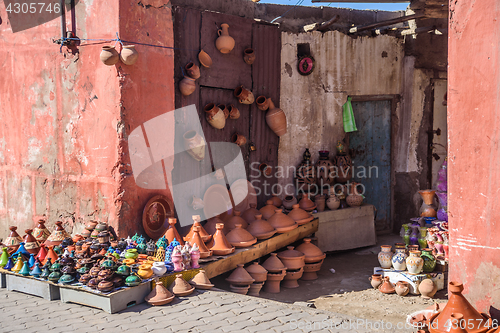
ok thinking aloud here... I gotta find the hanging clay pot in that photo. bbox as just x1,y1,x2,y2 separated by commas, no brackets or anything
184,216,212,243
268,210,297,233
225,224,257,248
379,276,396,294
209,223,235,256
298,193,316,211
246,215,276,240
215,23,235,54
183,130,206,161
226,264,255,286
241,203,261,225
287,204,314,225
179,76,196,96
266,99,287,136
369,274,383,289
169,274,195,296
184,61,200,79
189,269,214,289
243,48,255,65
282,267,304,288
33,220,51,243
163,218,185,246
259,200,278,220
277,246,305,270
231,133,247,146
44,221,69,247
188,226,212,258
264,269,286,293
234,86,255,104
419,279,437,298
245,262,268,283
217,104,229,119
283,196,297,210
395,281,410,296
227,104,240,120
5,226,23,252
198,49,212,68
204,103,226,129
100,46,119,66
259,163,272,177
23,229,40,254
145,280,175,306
256,96,269,111
120,45,139,65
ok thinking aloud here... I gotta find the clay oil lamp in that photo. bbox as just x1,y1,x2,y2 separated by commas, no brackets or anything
259,200,278,220
33,220,51,243
268,210,298,233
287,204,314,225
97,280,114,292
184,215,212,243
225,224,257,248
225,210,248,230
277,246,305,270
295,238,326,280
188,226,212,258
208,223,235,256
246,215,276,240
169,274,195,296
163,218,185,246
4,226,23,252
188,269,214,290
245,262,268,283
282,267,304,288
379,276,396,294
269,195,282,208
241,204,261,225
44,221,69,247
145,280,175,305
298,193,316,212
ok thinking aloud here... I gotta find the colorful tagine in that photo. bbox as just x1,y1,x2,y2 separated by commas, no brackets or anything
208,223,235,256
267,210,297,233
225,224,257,248
246,215,276,240
44,221,69,247
287,204,314,225
259,200,278,220
4,226,23,252
23,229,40,254
33,220,51,242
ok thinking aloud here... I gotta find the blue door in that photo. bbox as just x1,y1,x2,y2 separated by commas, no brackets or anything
349,100,391,231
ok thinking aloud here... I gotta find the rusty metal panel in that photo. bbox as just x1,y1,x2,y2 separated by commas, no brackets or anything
199,11,253,89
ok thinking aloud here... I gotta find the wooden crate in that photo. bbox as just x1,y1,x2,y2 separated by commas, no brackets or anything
5,272,60,300
59,281,152,314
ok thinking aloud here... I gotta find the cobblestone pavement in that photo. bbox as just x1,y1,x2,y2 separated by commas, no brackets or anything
0,287,413,333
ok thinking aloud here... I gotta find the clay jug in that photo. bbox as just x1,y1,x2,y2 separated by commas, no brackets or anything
326,195,340,210
377,245,393,269
204,103,226,129
185,61,200,79
164,218,185,245
243,48,255,65
315,195,326,212
395,281,410,296
256,96,270,111
215,23,235,54
369,274,383,289
231,133,247,146
283,196,297,210
100,46,119,66
137,264,154,279
421,248,437,272
259,200,278,220
225,210,248,230
246,214,276,240
183,130,206,161
179,76,196,96
379,276,395,294
120,45,139,65
391,246,407,271
234,86,255,104
227,104,240,120
419,189,437,218
241,203,261,225
418,279,437,298
5,226,23,251
209,223,235,255
406,250,424,275
217,104,229,119
198,49,212,68
266,99,287,136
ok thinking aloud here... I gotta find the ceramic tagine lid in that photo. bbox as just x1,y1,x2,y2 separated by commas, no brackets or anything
262,253,286,273
5,226,23,251
259,200,278,220
287,204,314,225
269,195,282,208
246,215,276,240
145,280,175,306
33,220,51,242
277,246,305,270
225,211,248,230
245,262,268,283
189,269,214,289
225,224,257,248
295,238,326,263
164,218,185,246
241,203,261,225
44,221,69,247
184,216,212,243
267,210,298,233
226,264,255,286
23,229,40,254
208,223,235,256
298,193,316,211
168,274,195,296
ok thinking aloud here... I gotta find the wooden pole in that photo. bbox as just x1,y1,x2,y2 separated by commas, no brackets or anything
349,13,426,34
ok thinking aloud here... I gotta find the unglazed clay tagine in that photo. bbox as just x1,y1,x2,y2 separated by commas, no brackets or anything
245,262,268,283
169,274,195,296
287,204,314,225
298,193,316,211
184,219,212,243
164,217,185,246
246,215,276,240
225,210,248,230
241,203,261,225
262,253,287,273
145,280,175,306
225,224,257,248
259,200,278,220
295,238,326,263
226,264,255,286
267,210,298,233
189,269,214,290
188,226,212,258
277,246,305,270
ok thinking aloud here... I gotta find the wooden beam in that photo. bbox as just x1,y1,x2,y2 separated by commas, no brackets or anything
399,25,436,36
201,219,319,278
303,15,340,32
312,0,409,2
349,13,425,34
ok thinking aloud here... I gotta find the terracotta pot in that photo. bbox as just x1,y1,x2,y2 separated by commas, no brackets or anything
169,274,195,296
346,194,363,207
266,99,287,136
185,61,200,79
316,150,335,188
295,238,326,263
378,245,393,269
98,280,114,292
298,193,316,211
198,49,212,68
333,154,353,183
242,203,261,225
164,217,184,245
189,269,214,289
283,267,304,288
231,133,247,146
234,86,255,104
184,218,212,243
326,195,340,210
395,281,410,296
243,48,255,65
248,282,264,296
259,200,278,220
419,279,437,298
225,210,248,230
379,276,395,294
33,220,51,243
100,46,119,66
287,204,314,225
264,269,286,293
269,195,282,207
227,104,240,120
256,96,269,111
225,224,257,248
283,196,297,210
145,280,175,306
179,76,196,96
209,223,235,256
217,104,229,119
226,264,255,286
183,130,206,161
187,226,212,258
315,195,326,212
204,103,226,129
262,253,286,273
246,215,276,240
215,23,235,54
277,246,305,270
301,259,323,281
268,210,297,233
419,190,437,218
245,262,268,283
120,45,139,65
230,284,250,295
369,274,383,289
406,250,424,275
85,220,98,231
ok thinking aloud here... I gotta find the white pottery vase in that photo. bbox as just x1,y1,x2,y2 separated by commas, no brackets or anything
391,247,407,271
377,245,393,269
152,262,167,276
406,250,424,275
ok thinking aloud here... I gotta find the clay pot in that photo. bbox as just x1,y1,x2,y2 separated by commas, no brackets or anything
183,130,206,161
259,200,278,220
100,46,119,66
246,215,276,240
256,96,269,111
295,238,326,263
85,220,98,231
395,281,410,296
33,220,51,242
298,193,316,211
326,195,340,210
164,217,184,245
209,223,235,256
230,284,250,295
248,282,264,296
369,274,383,289
152,262,167,276
198,49,212,68
225,224,257,248
268,210,297,233
231,133,247,146
301,259,323,281
287,204,314,225
234,86,255,104
346,194,363,207
379,276,395,294
226,264,255,286
241,203,261,225
259,163,272,177
277,246,305,270
419,190,437,218
22,229,40,254
120,45,138,65
179,76,196,96
225,211,248,230
204,103,226,130
262,253,286,273
215,23,235,54
282,196,297,210
428,281,492,333
189,269,214,289
187,226,212,258
145,280,175,305
419,279,437,298
184,218,212,243
185,61,200,79
169,274,195,296
243,48,255,65
264,269,286,293
245,262,268,283
227,104,240,120
266,99,287,136
282,267,304,288
217,104,229,119
44,221,69,247
315,195,326,212
333,154,353,183
378,245,393,269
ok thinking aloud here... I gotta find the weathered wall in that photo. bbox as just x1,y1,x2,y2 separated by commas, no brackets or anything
448,0,500,317
0,0,122,239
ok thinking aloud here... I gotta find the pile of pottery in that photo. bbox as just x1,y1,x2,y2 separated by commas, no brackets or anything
295,238,326,280
400,218,449,259
262,253,286,293
245,262,268,296
278,246,305,288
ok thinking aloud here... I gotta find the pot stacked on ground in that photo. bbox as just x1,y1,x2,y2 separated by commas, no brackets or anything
278,246,305,288
262,253,287,293
226,264,255,295
245,262,268,296
295,238,326,280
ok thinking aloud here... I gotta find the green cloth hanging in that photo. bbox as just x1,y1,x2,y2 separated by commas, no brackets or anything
342,96,358,132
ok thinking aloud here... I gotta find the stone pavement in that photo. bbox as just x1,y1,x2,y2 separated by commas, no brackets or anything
0,287,412,333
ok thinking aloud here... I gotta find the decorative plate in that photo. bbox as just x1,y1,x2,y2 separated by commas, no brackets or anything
142,195,173,240
203,184,233,222
297,55,315,76
230,179,257,213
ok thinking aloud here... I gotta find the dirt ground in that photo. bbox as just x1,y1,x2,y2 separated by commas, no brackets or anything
212,233,448,327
